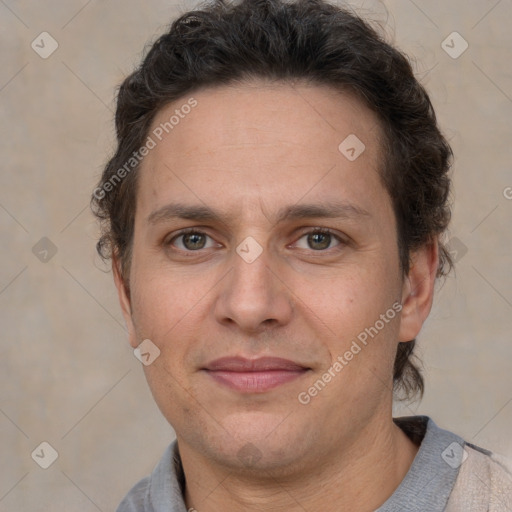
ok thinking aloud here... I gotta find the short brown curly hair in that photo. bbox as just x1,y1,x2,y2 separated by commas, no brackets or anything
91,0,453,401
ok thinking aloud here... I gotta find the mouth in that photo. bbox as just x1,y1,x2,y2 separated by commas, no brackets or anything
202,356,310,393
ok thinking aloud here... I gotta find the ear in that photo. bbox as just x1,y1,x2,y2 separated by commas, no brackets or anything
112,253,138,348
398,239,438,342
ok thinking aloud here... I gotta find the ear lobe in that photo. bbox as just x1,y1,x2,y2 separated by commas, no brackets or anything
398,240,439,343
112,253,138,348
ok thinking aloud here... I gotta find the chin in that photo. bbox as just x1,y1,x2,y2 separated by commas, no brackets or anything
198,414,313,472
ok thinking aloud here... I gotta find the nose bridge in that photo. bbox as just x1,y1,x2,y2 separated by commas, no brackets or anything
235,248,273,295
214,242,292,331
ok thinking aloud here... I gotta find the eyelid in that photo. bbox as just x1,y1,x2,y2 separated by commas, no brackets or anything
165,227,219,250
291,227,346,250
295,227,344,238
164,226,348,251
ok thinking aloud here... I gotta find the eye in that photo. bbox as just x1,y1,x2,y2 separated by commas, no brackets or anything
294,229,342,251
168,230,217,251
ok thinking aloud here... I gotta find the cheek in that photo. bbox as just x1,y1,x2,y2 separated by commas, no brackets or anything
295,263,402,389
295,262,397,332
142,361,195,433
129,262,225,384
131,261,205,330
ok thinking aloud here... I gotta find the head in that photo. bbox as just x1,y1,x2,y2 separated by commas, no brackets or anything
92,0,452,472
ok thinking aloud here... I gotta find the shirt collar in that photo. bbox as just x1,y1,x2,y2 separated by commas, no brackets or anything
145,416,463,511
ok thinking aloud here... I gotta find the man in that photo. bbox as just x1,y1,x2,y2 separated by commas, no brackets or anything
91,0,512,510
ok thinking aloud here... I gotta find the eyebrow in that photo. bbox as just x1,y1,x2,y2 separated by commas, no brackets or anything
147,201,371,226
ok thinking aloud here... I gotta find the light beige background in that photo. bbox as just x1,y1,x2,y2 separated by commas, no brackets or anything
0,0,511,510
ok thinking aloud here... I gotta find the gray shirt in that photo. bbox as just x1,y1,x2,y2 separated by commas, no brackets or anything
115,416,492,511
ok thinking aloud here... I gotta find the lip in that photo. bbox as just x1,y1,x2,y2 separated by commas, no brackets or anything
203,356,310,393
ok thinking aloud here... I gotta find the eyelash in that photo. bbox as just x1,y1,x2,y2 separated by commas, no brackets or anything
165,227,346,253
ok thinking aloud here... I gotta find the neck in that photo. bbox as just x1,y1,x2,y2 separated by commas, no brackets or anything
179,414,419,512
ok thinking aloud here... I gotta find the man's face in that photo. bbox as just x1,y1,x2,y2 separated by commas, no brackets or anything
117,81,419,472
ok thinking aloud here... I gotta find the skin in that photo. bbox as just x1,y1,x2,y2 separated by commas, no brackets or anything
113,80,438,511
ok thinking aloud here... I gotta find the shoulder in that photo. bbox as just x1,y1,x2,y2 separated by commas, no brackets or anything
115,440,185,512
116,476,150,512
446,442,512,511
393,416,512,511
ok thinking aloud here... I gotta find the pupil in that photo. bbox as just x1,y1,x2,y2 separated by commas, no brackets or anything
184,233,205,250
309,232,330,250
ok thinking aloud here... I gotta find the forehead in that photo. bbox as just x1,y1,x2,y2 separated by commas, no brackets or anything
136,80,387,220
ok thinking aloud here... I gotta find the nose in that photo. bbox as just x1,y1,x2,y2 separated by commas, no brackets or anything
213,246,293,333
